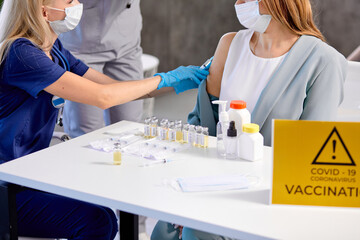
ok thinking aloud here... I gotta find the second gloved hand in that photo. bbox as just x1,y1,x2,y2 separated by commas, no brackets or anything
155,65,209,94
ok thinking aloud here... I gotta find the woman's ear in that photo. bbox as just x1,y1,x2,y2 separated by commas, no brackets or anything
42,6,49,21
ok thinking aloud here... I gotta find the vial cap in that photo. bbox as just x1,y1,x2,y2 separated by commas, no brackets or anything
243,123,259,133
230,100,247,110
227,121,237,137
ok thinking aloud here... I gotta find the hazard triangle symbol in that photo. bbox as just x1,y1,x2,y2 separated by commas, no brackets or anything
312,127,355,166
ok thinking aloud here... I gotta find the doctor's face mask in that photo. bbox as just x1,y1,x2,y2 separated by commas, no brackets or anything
46,3,83,35
235,0,272,33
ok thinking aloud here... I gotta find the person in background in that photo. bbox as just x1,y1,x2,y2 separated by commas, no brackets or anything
60,0,146,138
347,45,360,61
152,0,347,239
59,1,152,238
0,0,209,238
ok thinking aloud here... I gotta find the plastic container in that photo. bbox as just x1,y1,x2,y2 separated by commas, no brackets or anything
226,121,237,160
228,100,251,135
238,123,264,161
212,100,229,158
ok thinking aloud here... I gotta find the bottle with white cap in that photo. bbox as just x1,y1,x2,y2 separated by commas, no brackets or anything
228,100,251,135
238,123,264,161
212,100,229,158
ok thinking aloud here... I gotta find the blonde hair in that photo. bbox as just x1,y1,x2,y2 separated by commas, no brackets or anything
262,0,325,42
0,0,53,64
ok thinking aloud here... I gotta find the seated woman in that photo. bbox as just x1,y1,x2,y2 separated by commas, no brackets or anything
151,0,347,239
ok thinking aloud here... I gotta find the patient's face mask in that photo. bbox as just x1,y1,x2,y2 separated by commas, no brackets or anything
235,0,272,33
47,3,83,35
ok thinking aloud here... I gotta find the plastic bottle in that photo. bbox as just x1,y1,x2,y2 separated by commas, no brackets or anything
113,142,122,165
212,100,229,158
188,125,196,146
226,121,237,160
238,123,264,161
227,100,251,135
201,127,209,148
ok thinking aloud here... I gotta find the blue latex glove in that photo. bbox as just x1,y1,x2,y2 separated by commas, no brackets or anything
155,65,210,94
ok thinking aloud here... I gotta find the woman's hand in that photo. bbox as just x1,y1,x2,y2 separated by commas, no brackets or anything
155,65,210,94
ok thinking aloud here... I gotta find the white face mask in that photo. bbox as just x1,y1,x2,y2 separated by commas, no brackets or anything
47,3,83,35
235,0,272,33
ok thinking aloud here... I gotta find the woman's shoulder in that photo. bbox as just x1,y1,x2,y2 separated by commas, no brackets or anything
8,38,43,61
219,29,252,45
302,35,346,65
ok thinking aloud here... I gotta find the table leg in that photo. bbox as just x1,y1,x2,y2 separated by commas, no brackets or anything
0,181,18,240
119,211,139,240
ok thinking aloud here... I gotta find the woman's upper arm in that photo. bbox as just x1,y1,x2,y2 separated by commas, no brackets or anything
44,71,106,108
206,32,237,97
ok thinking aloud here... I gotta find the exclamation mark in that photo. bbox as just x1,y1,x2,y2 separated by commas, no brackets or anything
332,140,336,160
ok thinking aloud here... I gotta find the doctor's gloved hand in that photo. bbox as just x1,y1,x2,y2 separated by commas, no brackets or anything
155,65,209,94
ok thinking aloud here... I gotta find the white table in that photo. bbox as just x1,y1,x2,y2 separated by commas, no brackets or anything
0,121,360,240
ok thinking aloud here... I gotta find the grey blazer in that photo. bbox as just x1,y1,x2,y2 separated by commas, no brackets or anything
189,35,348,146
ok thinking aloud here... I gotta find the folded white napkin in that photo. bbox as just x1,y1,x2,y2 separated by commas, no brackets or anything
176,174,250,192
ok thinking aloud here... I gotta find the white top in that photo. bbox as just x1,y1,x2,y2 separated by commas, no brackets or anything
220,29,287,113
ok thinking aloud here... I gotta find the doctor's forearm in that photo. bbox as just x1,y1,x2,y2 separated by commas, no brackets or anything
98,76,162,109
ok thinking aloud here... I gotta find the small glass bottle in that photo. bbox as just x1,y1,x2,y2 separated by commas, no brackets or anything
188,125,196,146
175,121,183,143
150,117,159,138
159,119,169,141
226,121,237,160
113,142,122,165
144,117,151,139
195,126,203,148
168,121,176,142
182,123,190,144
201,127,209,148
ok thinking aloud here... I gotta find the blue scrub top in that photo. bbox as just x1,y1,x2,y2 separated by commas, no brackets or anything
0,38,89,163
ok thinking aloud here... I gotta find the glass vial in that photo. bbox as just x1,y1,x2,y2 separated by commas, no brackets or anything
201,127,209,148
182,123,190,144
188,125,196,146
226,121,237,160
175,120,183,143
168,121,176,142
144,117,151,139
159,119,169,141
150,117,158,138
113,142,122,165
195,126,203,148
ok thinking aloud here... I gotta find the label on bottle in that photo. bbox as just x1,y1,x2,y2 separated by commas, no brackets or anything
169,130,176,141
144,125,150,137
151,126,157,137
160,128,167,140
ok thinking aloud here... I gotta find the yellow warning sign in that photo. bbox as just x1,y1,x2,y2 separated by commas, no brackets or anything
271,120,360,208
312,127,355,166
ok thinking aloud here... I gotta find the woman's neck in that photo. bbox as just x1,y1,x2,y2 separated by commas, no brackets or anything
43,32,58,60
250,21,300,58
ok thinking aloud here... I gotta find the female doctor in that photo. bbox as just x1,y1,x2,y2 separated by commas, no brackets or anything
152,0,347,239
0,0,209,239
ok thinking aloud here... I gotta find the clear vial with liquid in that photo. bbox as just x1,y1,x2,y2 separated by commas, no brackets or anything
113,142,122,165
201,127,209,148
144,117,151,139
